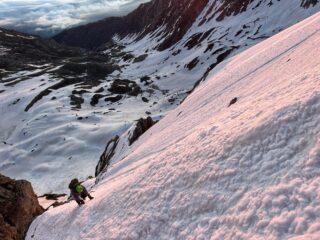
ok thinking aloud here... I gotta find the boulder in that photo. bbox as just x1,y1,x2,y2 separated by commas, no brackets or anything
0,174,44,240
133,54,148,63
185,57,199,70
129,117,156,145
70,94,84,109
228,97,238,107
90,94,105,106
108,79,141,96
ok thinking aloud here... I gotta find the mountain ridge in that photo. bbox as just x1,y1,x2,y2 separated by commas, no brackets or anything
54,0,319,50
53,0,209,50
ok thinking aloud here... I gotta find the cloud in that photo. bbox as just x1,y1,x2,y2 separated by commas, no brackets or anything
0,0,150,37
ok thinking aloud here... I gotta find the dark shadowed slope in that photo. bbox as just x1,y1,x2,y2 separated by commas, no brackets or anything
53,0,319,50
53,0,209,50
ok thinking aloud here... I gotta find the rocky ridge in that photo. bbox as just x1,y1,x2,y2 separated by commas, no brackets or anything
54,0,319,50
0,174,43,240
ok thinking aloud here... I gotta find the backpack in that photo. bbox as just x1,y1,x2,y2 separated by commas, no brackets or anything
75,184,84,193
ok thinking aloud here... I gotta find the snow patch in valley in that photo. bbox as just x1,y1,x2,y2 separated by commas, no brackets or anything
26,12,320,240
0,67,170,194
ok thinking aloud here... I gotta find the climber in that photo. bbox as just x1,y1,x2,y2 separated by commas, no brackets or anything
68,178,94,206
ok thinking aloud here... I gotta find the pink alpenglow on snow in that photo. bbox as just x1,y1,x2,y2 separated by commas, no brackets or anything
27,12,320,240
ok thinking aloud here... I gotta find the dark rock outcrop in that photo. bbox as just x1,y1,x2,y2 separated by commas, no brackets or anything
186,57,200,70
70,94,84,109
90,94,105,106
95,117,156,176
133,54,148,63
56,62,118,79
37,193,69,211
228,97,238,107
301,0,319,8
108,79,141,96
104,95,123,103
37,193,67,201
129,117,156,146
95,136,120,176
0,174,44,240
25,63,118,111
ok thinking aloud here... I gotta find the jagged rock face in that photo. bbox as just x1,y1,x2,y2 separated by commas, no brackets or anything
129,117,156,145
140,0,209,51
95,117,156,176
95,136,120,176
0,174,44,240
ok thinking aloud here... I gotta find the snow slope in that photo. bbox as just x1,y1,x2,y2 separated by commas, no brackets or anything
26,12,320,240
1,1,319,195
111,0,320,91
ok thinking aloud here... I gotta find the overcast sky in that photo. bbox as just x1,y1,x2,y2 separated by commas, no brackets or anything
0,0,150,37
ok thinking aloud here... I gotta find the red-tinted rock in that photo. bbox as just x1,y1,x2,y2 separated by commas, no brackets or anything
0,174,44,240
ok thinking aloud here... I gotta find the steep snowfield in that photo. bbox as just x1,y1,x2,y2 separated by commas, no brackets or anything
26,12,320,239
